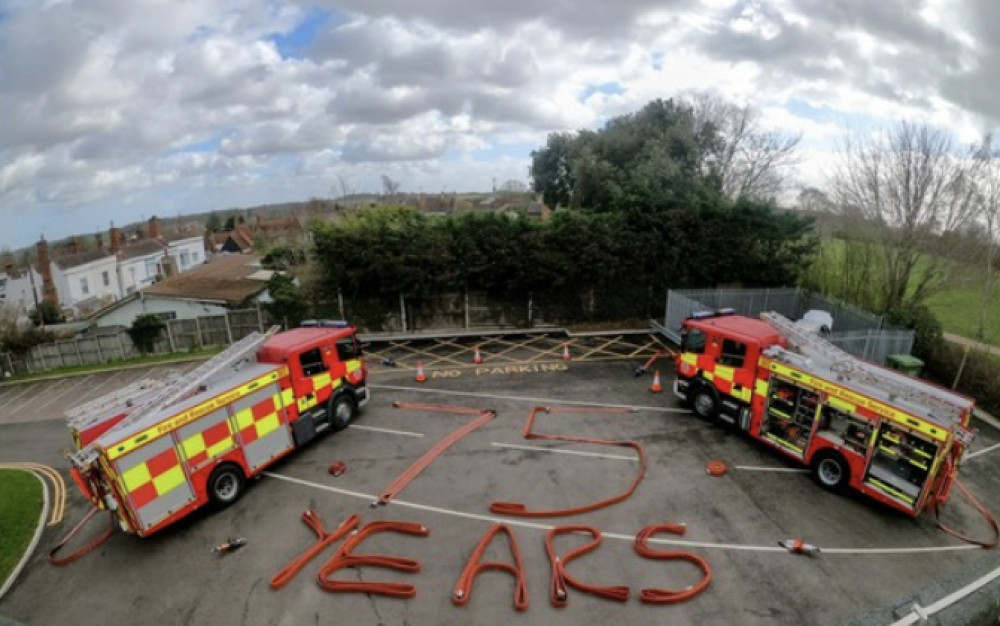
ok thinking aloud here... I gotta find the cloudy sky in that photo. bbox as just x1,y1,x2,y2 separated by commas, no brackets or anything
1,0,998,249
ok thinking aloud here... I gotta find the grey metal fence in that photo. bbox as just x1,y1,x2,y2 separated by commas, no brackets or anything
1,308,269,376
661,288,913,364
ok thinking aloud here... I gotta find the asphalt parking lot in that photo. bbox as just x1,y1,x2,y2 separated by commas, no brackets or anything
1,353,999,625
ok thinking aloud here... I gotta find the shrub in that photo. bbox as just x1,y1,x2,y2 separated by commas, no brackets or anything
128,314,165,355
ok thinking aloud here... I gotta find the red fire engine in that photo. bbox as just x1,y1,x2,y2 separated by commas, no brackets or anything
672,310,975,516
65,322,368,537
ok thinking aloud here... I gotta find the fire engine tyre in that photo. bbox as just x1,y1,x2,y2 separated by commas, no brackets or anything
329,394,357,431
812,452,850,492
208,464,246,508
690,387,719,421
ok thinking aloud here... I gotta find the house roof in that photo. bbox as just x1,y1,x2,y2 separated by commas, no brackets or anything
142,254,268,305
53,248,114,270
117,239,167,261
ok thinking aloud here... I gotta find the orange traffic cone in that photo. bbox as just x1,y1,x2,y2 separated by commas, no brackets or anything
415,363,427,383
650,370,663,393
562,343,571,361
473,346,483,365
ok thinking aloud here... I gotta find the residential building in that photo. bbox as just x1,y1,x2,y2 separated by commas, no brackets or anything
36,216,208,317
0,260,42,315
91,254,271,328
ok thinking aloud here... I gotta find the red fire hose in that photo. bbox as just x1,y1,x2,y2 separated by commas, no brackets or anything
490,406,646,518
545,525,630,607
49,507,116,566
934,479,999,549
452,523,529,611
374,402,497,507
633,523,713,604
270,510,360,589
317,520,430,598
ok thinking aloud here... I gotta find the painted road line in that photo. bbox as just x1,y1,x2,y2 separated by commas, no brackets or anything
371,384,693,414
491,442,637,461
0,469,50,601
263,472,981,556
75,369,130,405
350,424,425,438
733,465,810,474
34,375,96,413
0,383,38,409
965,441,1000,460
0,462,65,525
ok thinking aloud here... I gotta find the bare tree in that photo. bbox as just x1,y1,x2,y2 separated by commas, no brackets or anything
331,174,355,200
381,174,401,201
830,122,981,310
972,135,1000,343
687,93,801,201
497,179,528,194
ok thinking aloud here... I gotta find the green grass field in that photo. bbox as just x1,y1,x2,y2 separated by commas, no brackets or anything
809,238,1000,346
0,469,43,586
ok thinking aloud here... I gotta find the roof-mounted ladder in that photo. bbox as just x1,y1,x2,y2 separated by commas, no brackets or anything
70,326,280,468
761,312,966,425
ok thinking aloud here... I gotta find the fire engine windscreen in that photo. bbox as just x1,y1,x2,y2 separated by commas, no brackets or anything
680,328,706,354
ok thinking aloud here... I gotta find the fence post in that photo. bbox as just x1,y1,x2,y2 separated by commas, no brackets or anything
166,322,176,353
224,311,234,345
464,288,470,329
528,294,534,328
58,344,66,368
4,352,12,376
338,289,346,320
194,317,204,349
256,299,264,332
399,293,407,333
75,340,83,367
118,333,127,361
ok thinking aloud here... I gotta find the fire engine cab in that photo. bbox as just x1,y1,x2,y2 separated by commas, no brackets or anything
673,310,975,516
65,322,368,537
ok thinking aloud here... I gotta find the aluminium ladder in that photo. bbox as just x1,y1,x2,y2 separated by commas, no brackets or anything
761,312,966,425
70,327,280,468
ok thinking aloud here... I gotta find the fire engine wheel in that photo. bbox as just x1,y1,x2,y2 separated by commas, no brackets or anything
812,453,850,492
691,388,719,421
329,394,357,432
208,464,246,508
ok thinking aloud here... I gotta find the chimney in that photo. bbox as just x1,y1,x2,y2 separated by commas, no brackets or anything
36,236,58,305
2,252,18,279
108,222,123,253
95,233,104,251
65,236,79,256
159,252,176,279
148,215,161,240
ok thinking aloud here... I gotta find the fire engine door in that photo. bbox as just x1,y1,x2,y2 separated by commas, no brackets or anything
710,337,756,404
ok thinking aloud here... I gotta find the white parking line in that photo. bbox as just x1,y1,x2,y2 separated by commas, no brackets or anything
34,375,95,413
262,472,981,555
491,442,637,461
733,465,810,474
350,424,425,438
75,370,129,404
371,384,692,413
0,383,38,408
965,441,1000,460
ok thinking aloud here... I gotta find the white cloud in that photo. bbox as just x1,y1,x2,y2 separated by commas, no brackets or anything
1,0,999,248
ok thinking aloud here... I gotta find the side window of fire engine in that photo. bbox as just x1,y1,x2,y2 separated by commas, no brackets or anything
335,337,359,361
681,328,706,354
299,347,327,377
719,339,746,368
